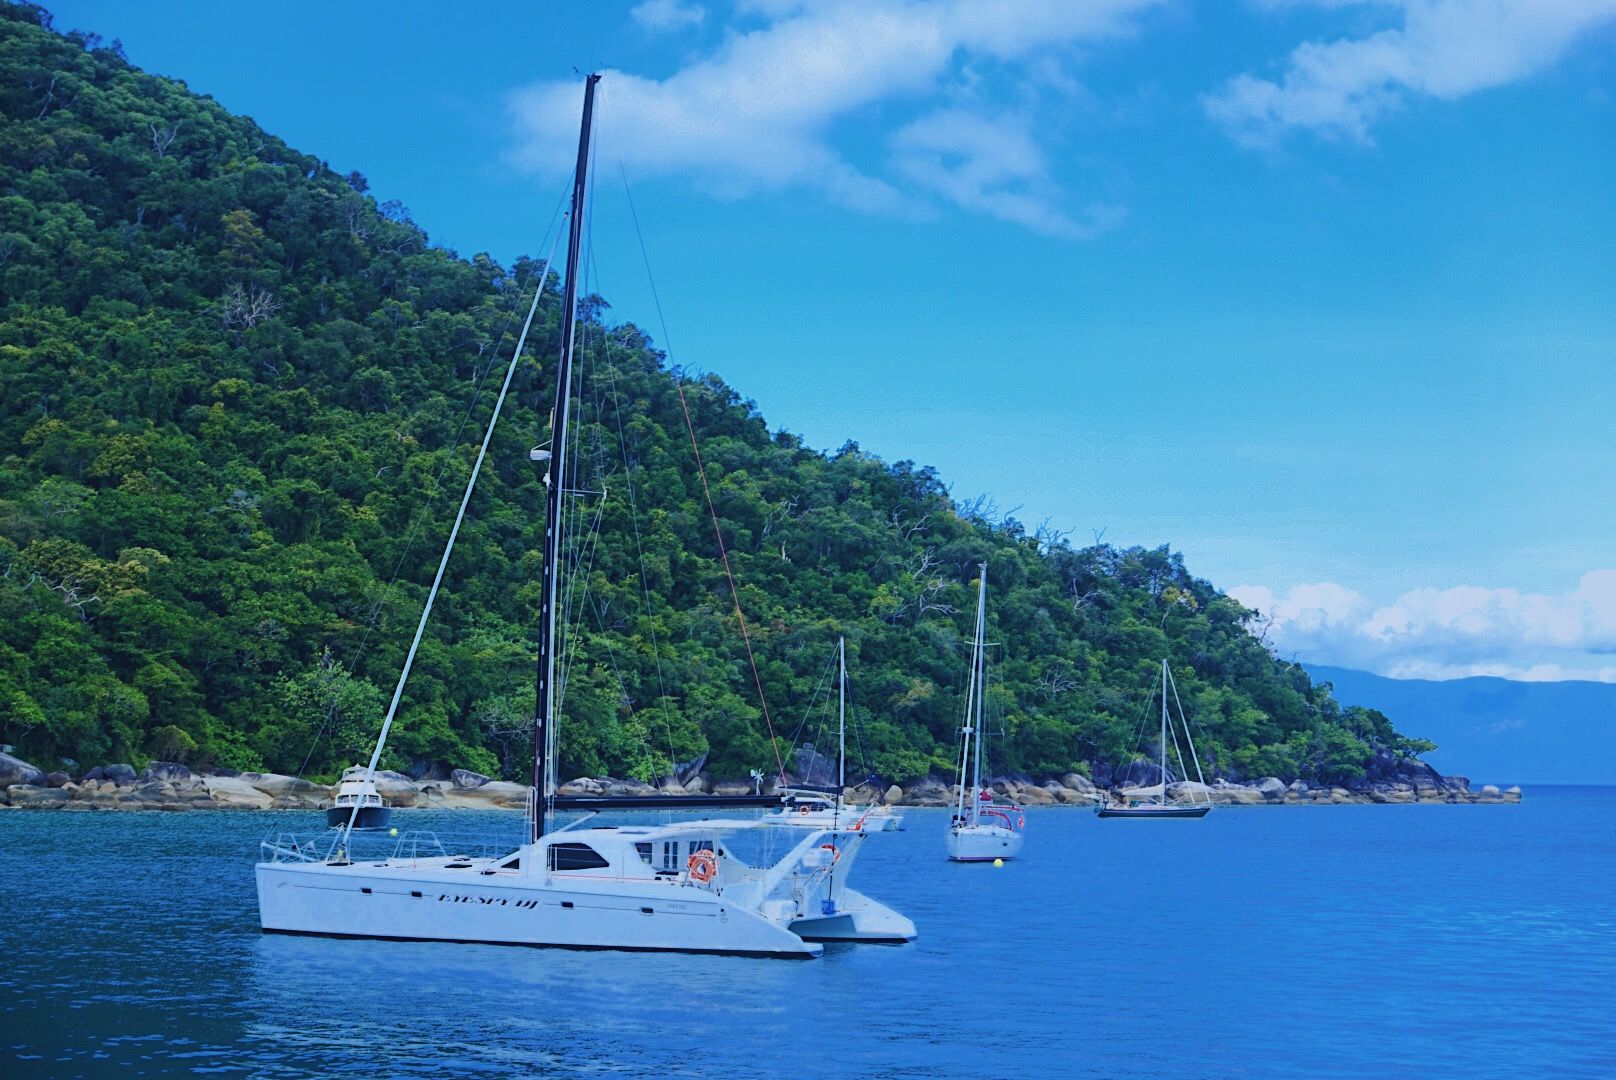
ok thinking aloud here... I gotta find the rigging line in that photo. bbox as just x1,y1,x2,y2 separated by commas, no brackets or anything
618,162,787,783
600,331,682,777
296,195,569,779
676,382,788,783
581,205,682,782
556,494,609,724
1167,664,1211,796
342,236,560,850
786,651,836,748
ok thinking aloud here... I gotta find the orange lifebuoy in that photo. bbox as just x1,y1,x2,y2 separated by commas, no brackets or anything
687,848,718,882
798,805,810,815
820,842,841,864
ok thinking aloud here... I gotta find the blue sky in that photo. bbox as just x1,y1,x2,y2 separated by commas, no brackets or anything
48,1,1616,681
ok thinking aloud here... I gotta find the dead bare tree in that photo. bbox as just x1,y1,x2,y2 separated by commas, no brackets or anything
149,121,178,158
217,282,279,334
758,496,798,552
1034,665,1078,703
888,547,956,623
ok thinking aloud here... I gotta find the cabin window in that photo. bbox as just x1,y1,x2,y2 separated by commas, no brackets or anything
500,856,520,869
548,843,610,871
661,842,679,871
634,843,653,865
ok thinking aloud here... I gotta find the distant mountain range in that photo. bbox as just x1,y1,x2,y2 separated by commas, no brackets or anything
1306,665,1616,785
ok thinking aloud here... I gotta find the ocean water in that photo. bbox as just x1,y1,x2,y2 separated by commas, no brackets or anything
3,788,1613,1079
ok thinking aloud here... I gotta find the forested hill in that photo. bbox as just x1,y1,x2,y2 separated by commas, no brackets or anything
0,5,1431,788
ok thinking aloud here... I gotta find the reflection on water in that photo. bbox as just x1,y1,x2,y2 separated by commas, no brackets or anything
4,792,1615,1078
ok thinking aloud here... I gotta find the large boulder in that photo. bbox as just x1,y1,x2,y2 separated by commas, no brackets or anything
203,776,276,809
1060,773,1096,793
450,768,491,790
141,761,193,783
1015,785,1056,806
1253,777,1287,802
443,780,530,809
45,771,71,788
244,772,335,808
558,777,606,796
102,763,138,786
603,778,660,797
1168,781,1214,803
883,784,904,805
901,776,953,807
675,752,708,787
0,752,46,789
1214,786,1266,805
7,784,69,808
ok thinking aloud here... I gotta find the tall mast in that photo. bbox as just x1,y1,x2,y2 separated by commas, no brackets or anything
1159,658,1168,807
953,565,987,825
531,73,599,845
837,636,846,806
972,567,988,825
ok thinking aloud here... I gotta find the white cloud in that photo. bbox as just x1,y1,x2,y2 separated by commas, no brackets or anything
890,108,1126,238
1207,0,1616,145
630,0,706,32
508,0,1163,233
1231,571,1616,681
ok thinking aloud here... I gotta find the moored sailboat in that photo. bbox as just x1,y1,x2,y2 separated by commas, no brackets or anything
1097,658,1212,819
946,565,1026,862
256,74,913,956
771,637,902,833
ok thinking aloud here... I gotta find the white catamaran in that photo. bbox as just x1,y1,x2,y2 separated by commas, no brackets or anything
945,565,1026,862
256,74,914,957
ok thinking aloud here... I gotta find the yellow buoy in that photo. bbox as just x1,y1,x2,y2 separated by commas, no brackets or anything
993,858,1004,867
389,827,399,837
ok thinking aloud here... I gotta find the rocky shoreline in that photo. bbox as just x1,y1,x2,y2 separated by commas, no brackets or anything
0,751,1522,812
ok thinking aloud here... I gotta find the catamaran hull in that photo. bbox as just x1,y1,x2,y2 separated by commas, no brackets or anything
256,862,821,958
790,888,917,943
946,825,1023,862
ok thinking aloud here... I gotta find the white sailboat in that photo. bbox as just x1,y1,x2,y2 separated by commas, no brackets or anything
945,565,1026,862
1097,658,1212,819
771,637,902,833
256,74,914,956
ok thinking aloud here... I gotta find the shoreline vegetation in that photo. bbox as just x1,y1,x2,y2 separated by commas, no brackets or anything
0,752,1523,811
